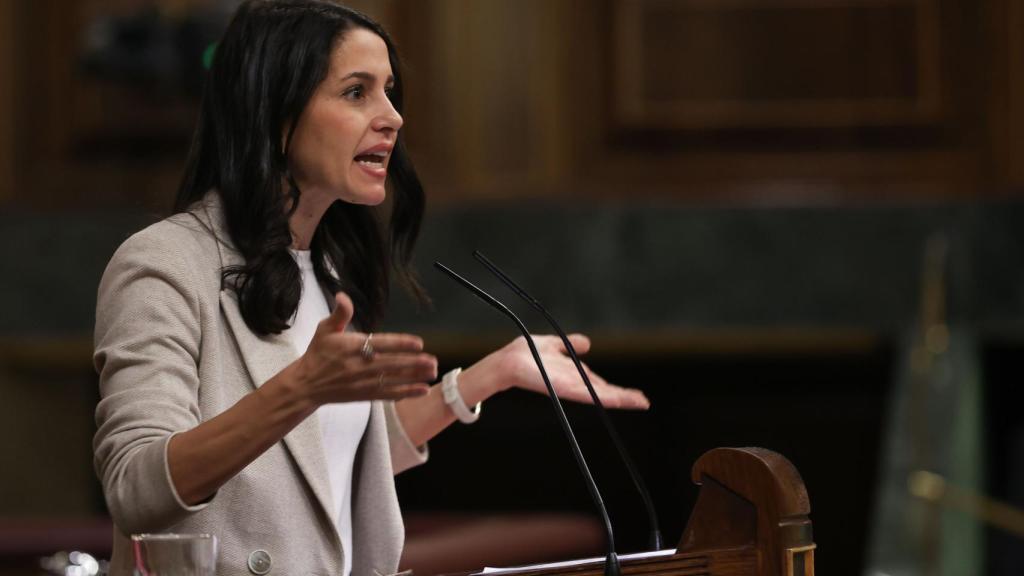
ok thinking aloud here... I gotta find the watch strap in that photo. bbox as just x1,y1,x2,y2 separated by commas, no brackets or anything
441,368,480,424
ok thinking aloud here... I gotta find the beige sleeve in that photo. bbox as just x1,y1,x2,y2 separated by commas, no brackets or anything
92,229,214,535
382,401,428,474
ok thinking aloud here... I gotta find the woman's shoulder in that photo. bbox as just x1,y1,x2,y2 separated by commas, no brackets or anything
94,200,234,347
101,205,231,297
112,213,218,266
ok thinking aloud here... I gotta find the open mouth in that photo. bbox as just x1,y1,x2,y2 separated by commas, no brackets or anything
354,151,387,168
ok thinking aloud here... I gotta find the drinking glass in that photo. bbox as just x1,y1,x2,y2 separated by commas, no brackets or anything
131,533,217,576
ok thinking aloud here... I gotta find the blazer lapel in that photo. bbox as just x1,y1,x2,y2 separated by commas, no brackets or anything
219,283,339,532
199,194,339,534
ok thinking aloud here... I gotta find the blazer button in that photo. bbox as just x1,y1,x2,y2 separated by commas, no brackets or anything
247,549,272,575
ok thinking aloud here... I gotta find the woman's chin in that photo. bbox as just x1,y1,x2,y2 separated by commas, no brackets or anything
343,186,387,206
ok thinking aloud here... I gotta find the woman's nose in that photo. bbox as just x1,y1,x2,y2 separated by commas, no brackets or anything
373,97,403,132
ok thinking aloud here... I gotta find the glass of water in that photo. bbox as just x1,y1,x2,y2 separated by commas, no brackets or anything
131,533,217,576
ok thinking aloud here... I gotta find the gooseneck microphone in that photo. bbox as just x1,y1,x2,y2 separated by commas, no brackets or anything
434,261,621,576
472,250,664,551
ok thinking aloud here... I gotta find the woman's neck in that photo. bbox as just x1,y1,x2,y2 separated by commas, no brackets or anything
288,190,334,250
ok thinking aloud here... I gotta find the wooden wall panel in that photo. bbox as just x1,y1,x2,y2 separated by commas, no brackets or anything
393,0,991,204
612,0,942,129
547,0,974,202
0,1,16,204
991,0,1024,189
410,0,573,197
5,0,191,210
0,0,1020,208
1011,0,1024,188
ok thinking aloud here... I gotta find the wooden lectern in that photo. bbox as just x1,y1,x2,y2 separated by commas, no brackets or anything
457,447,814,576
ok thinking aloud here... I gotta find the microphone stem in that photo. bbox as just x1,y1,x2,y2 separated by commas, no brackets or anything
434,263,620,575
517,317,619,566
540,306,663,550
473,251,664,551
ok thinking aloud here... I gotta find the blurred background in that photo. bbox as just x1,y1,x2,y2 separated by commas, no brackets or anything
2,0,1024,574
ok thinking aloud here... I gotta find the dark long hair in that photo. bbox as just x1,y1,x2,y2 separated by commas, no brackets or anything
174,0,425,334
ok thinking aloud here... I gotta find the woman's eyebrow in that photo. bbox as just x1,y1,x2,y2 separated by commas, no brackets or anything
339,71,395,84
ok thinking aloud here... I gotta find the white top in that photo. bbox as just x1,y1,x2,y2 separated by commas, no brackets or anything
286,249,371,576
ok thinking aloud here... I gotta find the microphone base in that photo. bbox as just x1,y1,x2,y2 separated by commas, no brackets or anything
604,552,621,576
649,530,664,551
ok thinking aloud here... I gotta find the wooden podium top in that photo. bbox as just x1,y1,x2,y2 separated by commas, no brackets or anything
453,447,814,576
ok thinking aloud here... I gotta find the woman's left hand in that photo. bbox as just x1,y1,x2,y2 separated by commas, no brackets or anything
461,334,650,410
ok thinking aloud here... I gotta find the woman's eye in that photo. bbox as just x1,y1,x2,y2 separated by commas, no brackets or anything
343,85,365,100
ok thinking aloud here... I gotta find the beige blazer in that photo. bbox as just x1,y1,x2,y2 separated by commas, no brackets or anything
93,194,427,576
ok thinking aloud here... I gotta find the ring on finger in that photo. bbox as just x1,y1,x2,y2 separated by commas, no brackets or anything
361,333,375,360
377,371,386,389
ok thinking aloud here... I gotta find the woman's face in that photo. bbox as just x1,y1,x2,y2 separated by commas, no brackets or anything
287,28,402,207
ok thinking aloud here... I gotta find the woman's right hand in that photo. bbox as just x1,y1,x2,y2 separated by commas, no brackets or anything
293,292,437,407
164,291,434,508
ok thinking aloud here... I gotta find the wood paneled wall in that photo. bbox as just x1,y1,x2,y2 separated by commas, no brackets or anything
0,0,1022,210
991,0,1024,188
394,0,1023,202
0,1,18,202
394,0,1006,202
612,0,942,129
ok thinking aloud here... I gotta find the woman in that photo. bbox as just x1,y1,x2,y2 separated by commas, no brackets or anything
93,1,649,575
